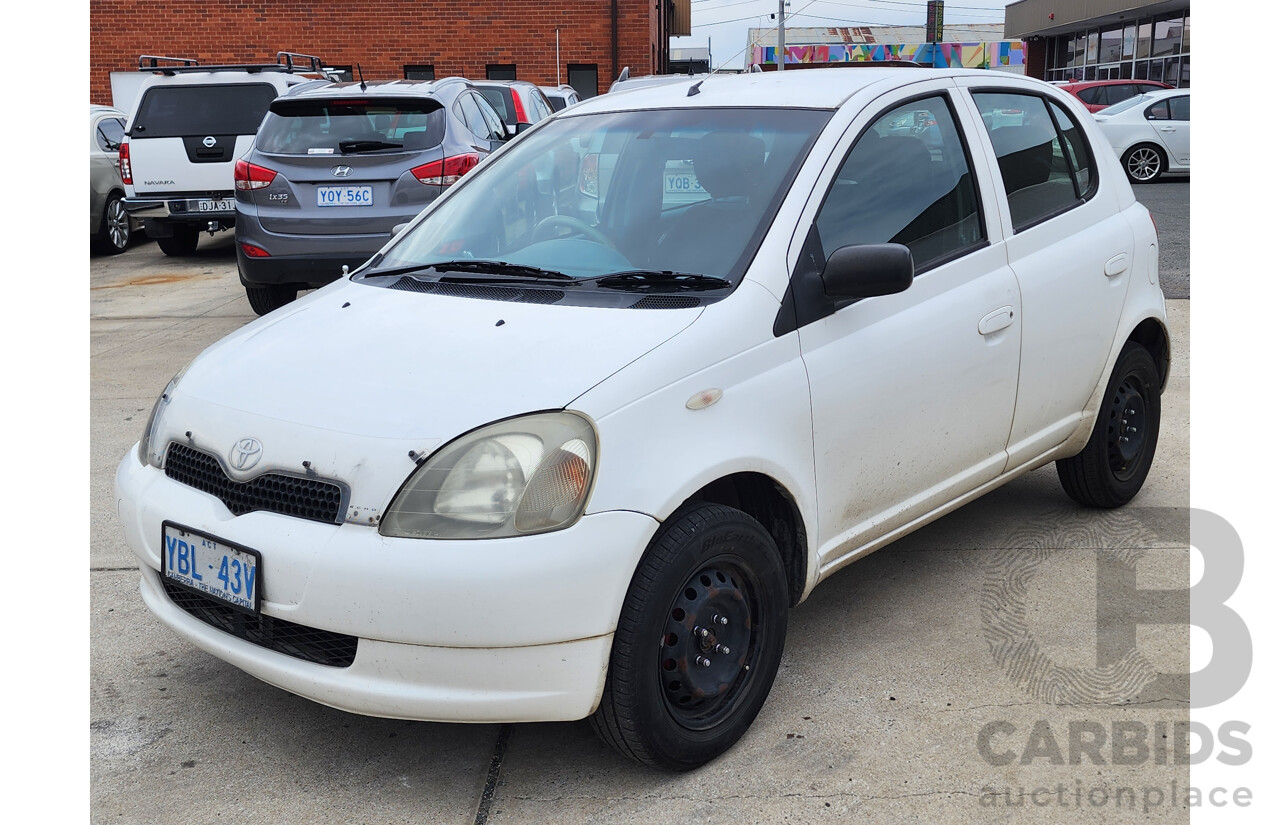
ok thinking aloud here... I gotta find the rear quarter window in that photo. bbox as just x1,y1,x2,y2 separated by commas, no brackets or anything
132,83,280,137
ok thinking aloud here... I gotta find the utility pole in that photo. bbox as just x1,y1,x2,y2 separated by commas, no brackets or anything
777,0,786,71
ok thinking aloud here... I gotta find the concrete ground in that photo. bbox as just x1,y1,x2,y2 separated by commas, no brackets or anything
90,200,1191,824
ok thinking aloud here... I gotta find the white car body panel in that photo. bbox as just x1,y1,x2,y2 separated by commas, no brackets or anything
126,135,256,195
1093,88,1191,175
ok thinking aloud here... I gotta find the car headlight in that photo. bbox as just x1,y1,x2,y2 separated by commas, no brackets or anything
138,365,188,467
380,411,598,539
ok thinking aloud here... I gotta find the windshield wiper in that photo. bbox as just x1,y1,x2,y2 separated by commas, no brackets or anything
588,270,732,291
338,139,404,153
363,260,575,283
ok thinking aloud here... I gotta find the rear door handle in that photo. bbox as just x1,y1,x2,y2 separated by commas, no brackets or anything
1105,253,1129,277
978,306,1015,336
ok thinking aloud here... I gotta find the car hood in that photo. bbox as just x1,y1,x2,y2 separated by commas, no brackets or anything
155,279,701,521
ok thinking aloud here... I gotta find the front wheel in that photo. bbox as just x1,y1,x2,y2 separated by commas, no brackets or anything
1056,342,1161,508
1122,144,1165,184
591,503,789,770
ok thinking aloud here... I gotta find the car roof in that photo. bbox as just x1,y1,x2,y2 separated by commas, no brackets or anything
91,104,126,116
1062,79,1171,89
574,67,1029,114
279,77,472,100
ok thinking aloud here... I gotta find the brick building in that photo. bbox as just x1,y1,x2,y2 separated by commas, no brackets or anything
89,1,691,105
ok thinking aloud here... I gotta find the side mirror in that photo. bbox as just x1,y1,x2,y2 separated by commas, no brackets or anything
514,121,532,135
504,123,518,138
820,243,914,300
391,222,411,237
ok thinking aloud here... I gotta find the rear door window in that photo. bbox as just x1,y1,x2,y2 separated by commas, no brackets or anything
132,83,280,137
96,117,126,151
477,88,511,124
255,99,447,154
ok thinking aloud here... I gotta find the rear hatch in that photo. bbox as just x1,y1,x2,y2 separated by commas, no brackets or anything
128,83,280,194
246,97,451,235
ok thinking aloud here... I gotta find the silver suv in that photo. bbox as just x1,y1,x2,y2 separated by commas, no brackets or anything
121,53,331,257
233,77,510,315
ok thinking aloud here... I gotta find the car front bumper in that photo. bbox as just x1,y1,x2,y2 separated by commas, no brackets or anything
115,447,659,722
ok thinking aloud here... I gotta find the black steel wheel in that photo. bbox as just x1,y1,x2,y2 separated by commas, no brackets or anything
1057,342,1161,508
591,503,789,770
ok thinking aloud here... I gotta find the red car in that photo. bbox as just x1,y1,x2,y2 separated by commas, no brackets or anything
1059,79,1174,113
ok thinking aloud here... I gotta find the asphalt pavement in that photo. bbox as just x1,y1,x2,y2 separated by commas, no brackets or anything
90,185,1191,824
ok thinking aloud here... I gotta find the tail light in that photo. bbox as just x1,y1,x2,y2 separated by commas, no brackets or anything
234,158,278,190
510,90,529,125
411,153,480,186
119,141,132,185
239,242,270,258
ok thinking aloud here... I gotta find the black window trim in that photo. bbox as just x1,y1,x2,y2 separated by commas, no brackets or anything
969,86,1100,235
774,89,991,336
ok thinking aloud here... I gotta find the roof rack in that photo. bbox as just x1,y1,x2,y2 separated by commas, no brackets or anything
136,52,327,75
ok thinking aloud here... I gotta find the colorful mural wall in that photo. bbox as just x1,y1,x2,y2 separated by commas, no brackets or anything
752,41,1025,70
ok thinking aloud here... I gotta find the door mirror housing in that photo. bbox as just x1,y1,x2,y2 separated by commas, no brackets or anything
820,243,914,300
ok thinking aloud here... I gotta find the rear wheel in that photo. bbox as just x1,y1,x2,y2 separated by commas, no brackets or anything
245,284,298,316
1122,144,1165,184
157,224,200,256
94,194,131,255
1056,342,1161,507
591,503,789,770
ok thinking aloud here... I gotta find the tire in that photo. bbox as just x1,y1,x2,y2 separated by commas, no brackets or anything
591,503,789,770
94,193,131,255
1056,342,1161,508
156,225,200,256
245,284,298,316
1122,143,1165,184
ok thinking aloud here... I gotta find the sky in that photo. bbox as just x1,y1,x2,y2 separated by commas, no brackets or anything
672,0,1017,72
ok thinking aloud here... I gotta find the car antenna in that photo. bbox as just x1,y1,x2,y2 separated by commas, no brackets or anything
687,79,705,97
357,63,367,91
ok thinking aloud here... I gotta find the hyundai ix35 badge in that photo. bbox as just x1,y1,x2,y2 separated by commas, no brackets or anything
202,135,217,148
229,437,263,471
332,165,354,177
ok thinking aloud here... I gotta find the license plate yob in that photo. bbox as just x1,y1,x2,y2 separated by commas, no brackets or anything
161,523,262,615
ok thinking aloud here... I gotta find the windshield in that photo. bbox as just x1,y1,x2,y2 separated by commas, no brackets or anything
1095,93,1154,116
365,107,831,287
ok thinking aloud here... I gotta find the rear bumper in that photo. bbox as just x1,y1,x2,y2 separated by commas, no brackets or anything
237,247,373,288
123,193,236,222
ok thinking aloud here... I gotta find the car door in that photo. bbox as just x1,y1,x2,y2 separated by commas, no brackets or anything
793,84,1022,566
90,113,127,227
1149,94,1190,168
960,83,1134,466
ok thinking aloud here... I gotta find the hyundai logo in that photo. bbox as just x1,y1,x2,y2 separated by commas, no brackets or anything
229,437,263,471
332,166,354,178
202,135,217,148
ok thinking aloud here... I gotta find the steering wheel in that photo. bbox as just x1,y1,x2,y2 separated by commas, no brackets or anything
532,215,614,248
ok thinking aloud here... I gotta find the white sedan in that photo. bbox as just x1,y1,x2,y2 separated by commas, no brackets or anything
1093,87,1190,184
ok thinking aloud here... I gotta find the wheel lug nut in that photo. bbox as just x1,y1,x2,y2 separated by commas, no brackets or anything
717,615,729,626
714,644,731,655
1120,437,1129,443
696,656,711,668
697,627,710,639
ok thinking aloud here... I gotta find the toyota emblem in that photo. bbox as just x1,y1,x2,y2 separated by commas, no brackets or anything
332,165,354,178
202,135,217,148
229,437,263,471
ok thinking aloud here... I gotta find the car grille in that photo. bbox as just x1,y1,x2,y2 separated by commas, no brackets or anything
163,579,358,668
164,442,345,524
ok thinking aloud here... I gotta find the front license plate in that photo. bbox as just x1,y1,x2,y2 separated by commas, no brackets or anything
161,523,261,615
317,185,374,207
197,198,234,212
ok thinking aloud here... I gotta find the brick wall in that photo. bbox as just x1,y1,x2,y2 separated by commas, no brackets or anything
90,1,659,103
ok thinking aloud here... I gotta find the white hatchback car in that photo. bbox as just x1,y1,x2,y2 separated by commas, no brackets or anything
1093,87,1190,184
116,68,1168,771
